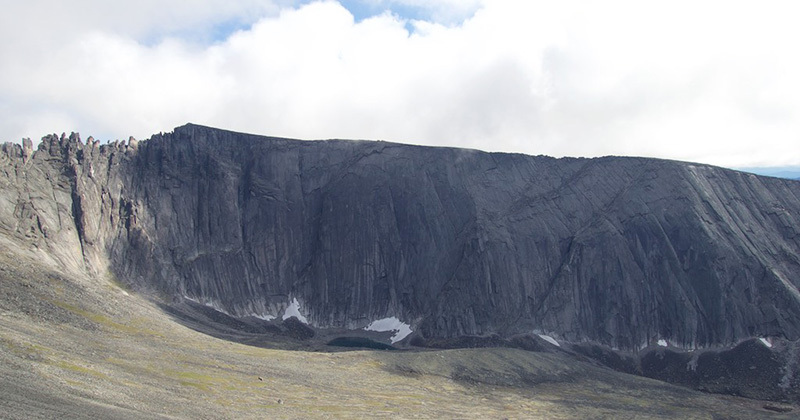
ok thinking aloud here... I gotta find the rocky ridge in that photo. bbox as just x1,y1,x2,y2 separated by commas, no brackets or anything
2,124,800,351
3,124,800,402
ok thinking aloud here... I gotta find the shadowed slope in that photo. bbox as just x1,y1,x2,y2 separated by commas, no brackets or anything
1,238,797,418
4,124,795,349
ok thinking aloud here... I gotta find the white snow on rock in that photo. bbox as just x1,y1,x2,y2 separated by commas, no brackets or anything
759,337,773,348
253,313,276,321
537,334,560,347
657,339,668,347
282,298,309,324
365,317,413,344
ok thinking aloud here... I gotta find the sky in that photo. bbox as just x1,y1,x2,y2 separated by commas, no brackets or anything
1,0,799,168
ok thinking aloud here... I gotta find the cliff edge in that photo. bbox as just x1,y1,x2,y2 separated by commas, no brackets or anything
2,124,800,353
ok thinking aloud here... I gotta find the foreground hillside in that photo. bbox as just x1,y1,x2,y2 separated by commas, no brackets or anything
1,238,795,419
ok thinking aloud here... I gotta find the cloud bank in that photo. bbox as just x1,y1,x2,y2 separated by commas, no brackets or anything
1,0,799,167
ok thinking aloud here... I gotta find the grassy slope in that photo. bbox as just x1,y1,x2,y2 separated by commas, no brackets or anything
0,240,796,419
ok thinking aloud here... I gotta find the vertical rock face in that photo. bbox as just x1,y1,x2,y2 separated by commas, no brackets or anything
2,123,800,351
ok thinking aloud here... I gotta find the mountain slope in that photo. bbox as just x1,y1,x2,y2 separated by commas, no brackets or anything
1,235,796,418
2,124,800,352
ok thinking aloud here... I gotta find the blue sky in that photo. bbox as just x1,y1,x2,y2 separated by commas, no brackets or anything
1,0,799,169
337,0,421,32
202,1,472,43
339,1,399,22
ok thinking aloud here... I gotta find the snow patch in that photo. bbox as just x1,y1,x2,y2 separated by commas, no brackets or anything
759,337,773,348
537,334,560,347
365,317,413,344
657,339,668,347
282,298,308,324
253,313,276,321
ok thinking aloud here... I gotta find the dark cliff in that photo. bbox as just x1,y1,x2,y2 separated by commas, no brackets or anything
2,124,800,351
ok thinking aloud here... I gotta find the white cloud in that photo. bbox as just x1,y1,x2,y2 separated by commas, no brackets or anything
0,0,286,46
1,0,799,167
361,0,483,23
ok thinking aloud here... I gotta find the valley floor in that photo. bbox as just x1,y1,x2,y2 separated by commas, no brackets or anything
0,241,796,419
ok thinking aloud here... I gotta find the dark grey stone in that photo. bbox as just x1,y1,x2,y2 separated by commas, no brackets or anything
2,123,800,354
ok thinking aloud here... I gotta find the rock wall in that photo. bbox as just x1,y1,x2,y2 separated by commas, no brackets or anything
2,123,800,350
